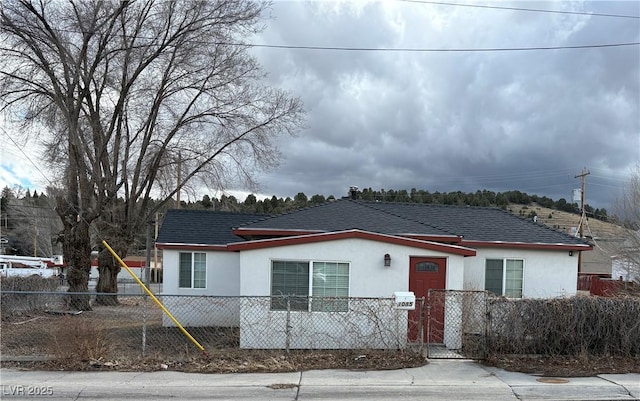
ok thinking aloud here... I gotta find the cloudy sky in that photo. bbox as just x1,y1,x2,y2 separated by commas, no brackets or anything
249,0,640,208
1,0,638,209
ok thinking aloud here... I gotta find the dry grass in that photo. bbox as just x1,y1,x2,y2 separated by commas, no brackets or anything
1,301,426,373
50,316,113,362
508,203,626,238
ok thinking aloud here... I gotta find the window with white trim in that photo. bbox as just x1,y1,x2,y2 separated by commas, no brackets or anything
179,252,206,289
485,258,524,298
271,260,350,312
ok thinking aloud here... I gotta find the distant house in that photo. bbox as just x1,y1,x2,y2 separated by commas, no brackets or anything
611,232,640,282
612,256,639,282
156,200,592,349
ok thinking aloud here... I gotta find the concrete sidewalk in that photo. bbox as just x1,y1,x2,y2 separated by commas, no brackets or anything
1,360,639,400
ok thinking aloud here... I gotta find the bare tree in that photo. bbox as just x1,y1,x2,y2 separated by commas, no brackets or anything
3,190,61,257
1,0,304,308
612,166,640,284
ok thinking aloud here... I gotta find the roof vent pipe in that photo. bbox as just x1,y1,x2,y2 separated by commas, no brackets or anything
349,186,358,200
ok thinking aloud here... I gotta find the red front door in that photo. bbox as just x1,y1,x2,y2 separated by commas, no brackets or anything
408,257,447,343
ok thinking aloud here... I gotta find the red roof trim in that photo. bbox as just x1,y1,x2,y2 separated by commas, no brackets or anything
460,240,593,251
156,243,228,251
227,229,476,256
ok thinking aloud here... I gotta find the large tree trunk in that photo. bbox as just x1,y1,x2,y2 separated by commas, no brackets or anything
63,219,92,311
95,247,121,305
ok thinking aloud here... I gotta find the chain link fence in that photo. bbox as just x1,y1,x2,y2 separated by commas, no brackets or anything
422,290,640,360
6,288,634,364
1,292,426,361
425,290,488,359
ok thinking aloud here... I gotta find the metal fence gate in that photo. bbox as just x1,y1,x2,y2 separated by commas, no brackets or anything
425,290,488,359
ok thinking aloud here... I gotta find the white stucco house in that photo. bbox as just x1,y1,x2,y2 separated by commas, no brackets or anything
155,199,592,349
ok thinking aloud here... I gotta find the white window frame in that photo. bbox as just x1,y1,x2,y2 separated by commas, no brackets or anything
270,259,351,312
179,252,207,289
485,258,524,298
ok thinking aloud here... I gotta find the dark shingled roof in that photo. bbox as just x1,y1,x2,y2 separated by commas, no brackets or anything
240,199,588,246
156,209,267,245
158,200,590,247
239,200,455,237
361,201,587,245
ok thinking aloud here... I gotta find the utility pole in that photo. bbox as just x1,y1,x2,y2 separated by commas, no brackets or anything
33,219,38,257
176,152,182,209
153,212,159,283
574,167,590,273
574,167,590,238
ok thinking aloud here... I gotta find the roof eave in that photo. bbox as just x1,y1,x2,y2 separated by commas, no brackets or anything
460,240,593,251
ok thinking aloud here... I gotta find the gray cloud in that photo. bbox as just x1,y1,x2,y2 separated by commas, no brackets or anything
247,1,639,207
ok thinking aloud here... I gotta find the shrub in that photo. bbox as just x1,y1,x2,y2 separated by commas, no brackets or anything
0,276,60,319
488,295,640,357
0,275,59,291
50,316,113,362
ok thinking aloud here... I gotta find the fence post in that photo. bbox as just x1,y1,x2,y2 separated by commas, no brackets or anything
285,296,291,354
142,295,147,356
426,290,432,357
419,296,425,352
484,291,490,358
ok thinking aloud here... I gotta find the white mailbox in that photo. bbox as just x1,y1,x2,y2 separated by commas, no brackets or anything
393,291,416,310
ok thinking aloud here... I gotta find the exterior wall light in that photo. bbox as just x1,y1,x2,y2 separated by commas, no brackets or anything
569,251,574,256
384,253,391,267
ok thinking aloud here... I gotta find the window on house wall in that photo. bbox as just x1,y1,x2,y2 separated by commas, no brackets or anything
271,260,350,312
312,261,349,312
271,260,310,311
485,258,524,298
179,252,206,289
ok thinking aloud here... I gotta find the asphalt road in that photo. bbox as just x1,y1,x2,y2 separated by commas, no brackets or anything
1,360,639,400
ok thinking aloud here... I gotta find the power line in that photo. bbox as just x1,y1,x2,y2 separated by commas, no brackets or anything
589,182,625,190
22,26,640,53
590,173,630,183
242,41,640,53
396,0,640,19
